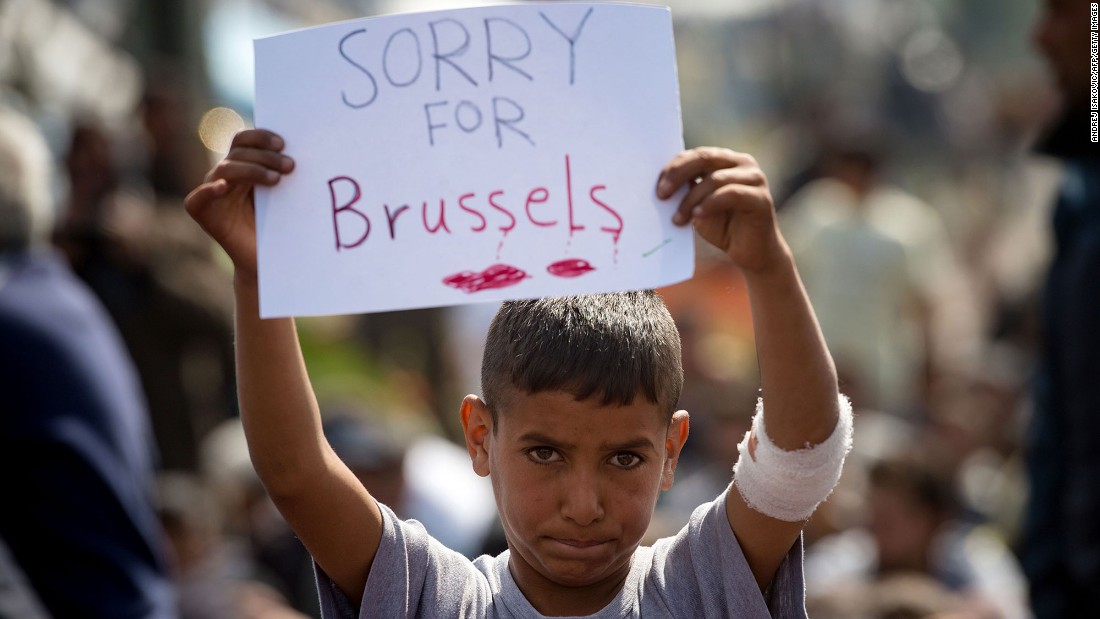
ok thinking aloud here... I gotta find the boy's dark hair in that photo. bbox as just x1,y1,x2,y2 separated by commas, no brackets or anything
481,290,683,422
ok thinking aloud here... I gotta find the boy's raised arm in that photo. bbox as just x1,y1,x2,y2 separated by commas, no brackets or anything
658,148,843,590
185,129,382,607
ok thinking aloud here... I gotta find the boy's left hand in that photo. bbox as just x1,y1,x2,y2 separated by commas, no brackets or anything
657,147,786,274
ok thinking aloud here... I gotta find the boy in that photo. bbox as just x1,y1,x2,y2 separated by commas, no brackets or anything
185,129,852,617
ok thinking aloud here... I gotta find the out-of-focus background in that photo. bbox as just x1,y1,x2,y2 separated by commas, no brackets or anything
0,0,1077,617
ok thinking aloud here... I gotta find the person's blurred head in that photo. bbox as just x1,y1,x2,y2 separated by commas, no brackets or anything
65,122,117,204
323,413,407,512
0,106,55,252
155,472,224,572
868,453,957,575
825,148,881,199
1032,0,1093,104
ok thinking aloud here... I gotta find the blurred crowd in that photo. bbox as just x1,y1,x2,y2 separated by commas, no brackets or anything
1,0,1095,618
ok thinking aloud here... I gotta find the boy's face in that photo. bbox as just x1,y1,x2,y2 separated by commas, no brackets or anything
462,390,689,603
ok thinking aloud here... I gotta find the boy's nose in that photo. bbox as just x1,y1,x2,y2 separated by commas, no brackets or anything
560,472,605,526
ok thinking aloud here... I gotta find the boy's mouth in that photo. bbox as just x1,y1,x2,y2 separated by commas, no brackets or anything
548,537,612,549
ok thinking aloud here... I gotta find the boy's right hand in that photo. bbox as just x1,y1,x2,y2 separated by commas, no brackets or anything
184,129,294,279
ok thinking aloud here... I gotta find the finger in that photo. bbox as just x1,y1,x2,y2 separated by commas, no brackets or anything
208,159,284,187
673,167,768,225
226,146,295,174
657,147,756,199
690,183,773,220
184,179,229,217
230,128,285,152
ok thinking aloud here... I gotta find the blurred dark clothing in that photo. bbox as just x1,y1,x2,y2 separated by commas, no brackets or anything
1021,107,1100,619
58,196,237,472
0,535,50,618
56,120,236,473
0,250,176,618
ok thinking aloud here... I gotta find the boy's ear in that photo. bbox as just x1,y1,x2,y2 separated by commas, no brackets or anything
661,410,691,491
460,394,492,478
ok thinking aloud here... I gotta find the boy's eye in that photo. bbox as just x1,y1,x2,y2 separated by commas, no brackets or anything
611,453,642,469
527,447,562,464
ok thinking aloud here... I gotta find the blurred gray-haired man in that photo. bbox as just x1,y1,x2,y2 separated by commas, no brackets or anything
0,105,176,618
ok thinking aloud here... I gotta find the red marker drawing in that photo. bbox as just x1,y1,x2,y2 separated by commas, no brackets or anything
443,264,529,293
546,258,596,278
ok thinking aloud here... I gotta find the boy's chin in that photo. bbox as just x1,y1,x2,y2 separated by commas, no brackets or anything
529,547,635,588
541,565,623,589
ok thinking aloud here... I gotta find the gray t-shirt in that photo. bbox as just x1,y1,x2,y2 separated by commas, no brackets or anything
315,484,807,618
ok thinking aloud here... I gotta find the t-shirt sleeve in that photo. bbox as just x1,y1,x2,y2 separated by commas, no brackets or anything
649,483,808,618
314,501,492,618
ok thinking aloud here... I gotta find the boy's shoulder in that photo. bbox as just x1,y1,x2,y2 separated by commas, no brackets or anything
318,489,807,618
643,489,807,617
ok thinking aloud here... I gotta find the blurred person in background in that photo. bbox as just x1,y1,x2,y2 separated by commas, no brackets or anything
3,0,237,474
322,408,498,558
198,411,413,618
191,408,498,618
653,375,756,534
156,472,309,619
779,138,958,418
925,362,1031,545
55,99,237,474
200,418,324,618
805,451,1030,619
1019,0,1100,617
0,104,176,617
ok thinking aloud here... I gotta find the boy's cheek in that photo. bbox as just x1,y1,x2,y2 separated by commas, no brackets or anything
607,478,664,521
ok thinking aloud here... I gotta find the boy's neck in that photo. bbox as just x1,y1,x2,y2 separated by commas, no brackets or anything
508,550,633,616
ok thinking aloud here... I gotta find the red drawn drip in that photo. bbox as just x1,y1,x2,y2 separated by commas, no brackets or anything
443,264,529,293
546,258,596,278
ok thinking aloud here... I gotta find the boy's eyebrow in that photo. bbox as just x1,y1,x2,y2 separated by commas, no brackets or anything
516,432,658,453
517,432,575,449
600,437,659,453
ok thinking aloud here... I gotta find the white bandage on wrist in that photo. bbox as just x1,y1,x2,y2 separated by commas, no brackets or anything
732,394,854,522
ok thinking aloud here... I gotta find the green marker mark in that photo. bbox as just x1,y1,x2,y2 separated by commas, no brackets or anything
642,238,672,257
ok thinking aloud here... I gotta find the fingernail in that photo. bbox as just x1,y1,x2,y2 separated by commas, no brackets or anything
692,206,704,218
657,178,672,197
265,170,279,182
281,156,294,172
673,213,685,225
271,136,284,150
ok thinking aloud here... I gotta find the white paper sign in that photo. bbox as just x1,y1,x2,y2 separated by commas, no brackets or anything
253,1,692,317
